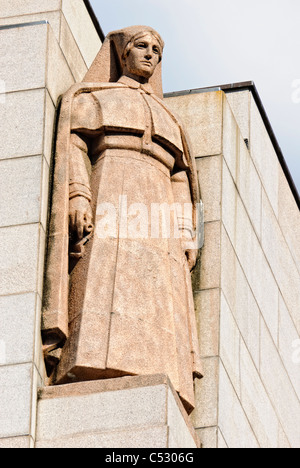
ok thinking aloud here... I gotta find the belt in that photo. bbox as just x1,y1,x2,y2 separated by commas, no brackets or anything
91,134,176,172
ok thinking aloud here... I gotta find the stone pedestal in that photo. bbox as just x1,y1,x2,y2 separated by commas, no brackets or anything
35,374,199,448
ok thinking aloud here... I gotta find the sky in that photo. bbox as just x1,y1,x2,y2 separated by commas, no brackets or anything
90,0,300,196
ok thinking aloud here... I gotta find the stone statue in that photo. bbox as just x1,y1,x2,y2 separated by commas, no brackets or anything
42,26,203,414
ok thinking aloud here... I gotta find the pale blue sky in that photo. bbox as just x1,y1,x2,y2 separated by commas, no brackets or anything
90,0,300,196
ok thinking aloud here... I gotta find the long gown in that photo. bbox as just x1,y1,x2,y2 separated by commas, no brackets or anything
54,76,202,413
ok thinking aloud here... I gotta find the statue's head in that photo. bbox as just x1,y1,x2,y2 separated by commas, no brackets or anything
121,30,164,79
84,26,165,97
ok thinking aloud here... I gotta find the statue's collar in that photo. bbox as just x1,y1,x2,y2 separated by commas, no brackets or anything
118,75,154,94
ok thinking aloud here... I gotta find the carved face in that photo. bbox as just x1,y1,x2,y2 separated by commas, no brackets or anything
123,33,161,79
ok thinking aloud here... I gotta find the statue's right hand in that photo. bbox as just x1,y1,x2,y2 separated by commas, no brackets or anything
69,196,93,241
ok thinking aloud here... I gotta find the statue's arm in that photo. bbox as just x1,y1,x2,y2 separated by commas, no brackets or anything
171,168,198,271
69,132,93,241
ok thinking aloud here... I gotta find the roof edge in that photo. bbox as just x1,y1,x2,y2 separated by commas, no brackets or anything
84,0,105,42
165,81,300,210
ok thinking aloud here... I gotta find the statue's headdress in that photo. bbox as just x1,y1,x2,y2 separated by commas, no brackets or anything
84,25,165,98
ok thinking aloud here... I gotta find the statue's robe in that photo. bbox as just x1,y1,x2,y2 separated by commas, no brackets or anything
42,76,202,413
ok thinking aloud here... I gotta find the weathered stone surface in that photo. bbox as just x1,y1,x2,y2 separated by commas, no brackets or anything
36,375,199,448
198,221,221,291
196,426,217,449
222,162,279,343
226,90,250,141
220,292,241,397
0,224,40,296
0,0,61,17
0,436,33,449
196,155,221,223
260,320,300,448
192,357,219,428
46,25,74,104
278,167,300,274
194,288,220,357
0,156,42,228
0,89,45,160
261,190,300,335
240,340,279,448
0,364,33,438
166,91,223,157
221,226,260,368
218,362,259,448
0,22,48,93
0,293,36,366
278,294,300,400
218,430,228,448
59,13,88,82
62,0,101,68
223,102,261,238
249,94,279,216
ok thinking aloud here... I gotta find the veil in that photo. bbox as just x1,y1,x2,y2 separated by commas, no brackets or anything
84,25,165,99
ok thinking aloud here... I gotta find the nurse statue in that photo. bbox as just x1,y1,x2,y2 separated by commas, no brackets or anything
42,26,203,414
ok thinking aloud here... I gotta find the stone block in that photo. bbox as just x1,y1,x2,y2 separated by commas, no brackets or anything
278,426,291,448
218,430,228,448
218,362,259,448
220,292,241,397
0,224,40,296
221,226,260,368
165,91,223,157
278,168,300,273
240,340,279,448
198,221,221,291
62,0,101,68
222,106,262,238
225,90,250,141
43,91,56,166
260,320,300,448
0,22,48,94
0,156,42,228
192,357,219,428
262,190,300,335
36,425,169,449
36,375,199,448
0,0,61,18
222,95,239,179
196,155,221,223
0,89,45,160
40,157,50,231
278,294,300,401
222,164,279,342
249,94,279,216
0,436,33,448
196,426,217,448
59,13,88,83
167,388,197,448
0,364,33,438
0,11,61,39
194,288,220,357
46,25,74,104
0,293,36,366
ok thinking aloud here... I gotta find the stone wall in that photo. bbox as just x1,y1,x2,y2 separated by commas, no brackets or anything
0,0,101,448
166,88,300,448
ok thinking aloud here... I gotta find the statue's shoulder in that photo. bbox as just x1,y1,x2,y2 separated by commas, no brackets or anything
62,82,126,103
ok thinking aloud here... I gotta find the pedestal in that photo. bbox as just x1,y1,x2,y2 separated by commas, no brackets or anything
35,374,200,448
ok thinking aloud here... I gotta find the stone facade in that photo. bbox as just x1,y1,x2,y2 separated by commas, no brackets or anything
0,0,101,448
166,88,300,448
0,0,299,449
